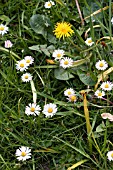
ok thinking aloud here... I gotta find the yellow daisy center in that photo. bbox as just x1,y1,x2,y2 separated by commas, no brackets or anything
20,63,25,68
30,107,35,112
70,95,76,102
98,92,102,96
111,153,113,158
105,84,109,88
48,2,52,7
25,75,29,79
48,108,53,113
68,91,71,95
0,26,5,31
26,59,30,63
64,60,69,65
57,53,61,58
21,152,27,157
88,39,92,43
99,62,104,67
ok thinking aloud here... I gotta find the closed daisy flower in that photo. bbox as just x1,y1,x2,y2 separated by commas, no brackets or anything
25,103,41,116
16,59,28,72
52,49,65,60
94,90,105,98
24,56,34,66
0,24,8,35
15,146,31,161
60,57,73,69
107,151,113,161
5,40,13,48
67,94,77,103
64,88,75,97
101,113,113,121
21,73,32,82
53,22,74,39
100,81,113,91
95,60,108,70
44,1,55,8
42,103,57,117
85,37,94,46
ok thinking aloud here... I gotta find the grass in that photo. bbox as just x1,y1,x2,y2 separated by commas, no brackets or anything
1,0,113,169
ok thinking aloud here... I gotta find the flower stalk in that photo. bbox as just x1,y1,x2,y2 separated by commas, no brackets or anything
30,80,37,104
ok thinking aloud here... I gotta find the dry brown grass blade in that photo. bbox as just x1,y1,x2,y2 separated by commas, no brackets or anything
84,6,109,20
85,25,101,38
95,67,113,90
96,36,113,44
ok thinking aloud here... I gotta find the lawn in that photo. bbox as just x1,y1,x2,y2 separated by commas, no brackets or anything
0,0,113,169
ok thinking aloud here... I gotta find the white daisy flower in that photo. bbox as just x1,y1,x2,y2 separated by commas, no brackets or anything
24,56,34,66
42,103,57,117
52,49,65,60
25,103,41,116
0,24,8,35
5,40,13,48
111,17,113,24
95,60,108,71
85,37,94,46
60,57,73,69
15,146,31,161
64,88,75,97
94,90,105,98
100,81,113,91
44,1,55,8
16,59,28,72
21,73,32,82
107,151,113,161
67,94,77,103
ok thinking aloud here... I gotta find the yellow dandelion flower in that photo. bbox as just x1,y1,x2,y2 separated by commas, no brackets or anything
53,22,74,39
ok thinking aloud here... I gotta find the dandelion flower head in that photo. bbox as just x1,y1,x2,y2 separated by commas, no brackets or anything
53,22,74,39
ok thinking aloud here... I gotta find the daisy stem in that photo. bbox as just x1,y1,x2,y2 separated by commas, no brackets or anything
101,97,113,105
30,80,37,104
103,120,107,153
67,37,81,51
107,92,109,106
0,46,20,60
96,47,102,60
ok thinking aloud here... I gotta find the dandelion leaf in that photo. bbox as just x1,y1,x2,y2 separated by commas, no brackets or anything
54,68,74,80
